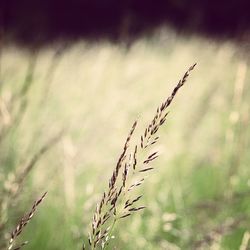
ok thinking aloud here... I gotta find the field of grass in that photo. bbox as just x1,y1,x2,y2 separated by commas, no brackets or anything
0,30,250,249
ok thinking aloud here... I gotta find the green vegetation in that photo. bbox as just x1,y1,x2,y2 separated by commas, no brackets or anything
0,30,249,249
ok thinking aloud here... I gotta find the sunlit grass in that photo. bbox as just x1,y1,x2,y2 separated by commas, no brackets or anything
1,29,249,249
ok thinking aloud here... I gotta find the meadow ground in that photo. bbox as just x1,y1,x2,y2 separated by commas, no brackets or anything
0,30,250,249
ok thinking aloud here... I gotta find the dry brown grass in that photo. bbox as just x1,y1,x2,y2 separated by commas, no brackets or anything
7,192,47,250
0,56,63,249
86,64,196,250
2,63,197,250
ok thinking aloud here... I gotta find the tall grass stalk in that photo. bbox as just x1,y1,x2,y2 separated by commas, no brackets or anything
86,64,196,249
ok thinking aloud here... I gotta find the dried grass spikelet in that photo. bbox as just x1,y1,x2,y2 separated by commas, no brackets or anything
0,131,63,247
7,192,47,250
86,64,196,249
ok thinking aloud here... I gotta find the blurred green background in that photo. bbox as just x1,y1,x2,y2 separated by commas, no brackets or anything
0,30,250,249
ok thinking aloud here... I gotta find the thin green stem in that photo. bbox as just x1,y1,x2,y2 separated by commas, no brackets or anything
103,218,117,250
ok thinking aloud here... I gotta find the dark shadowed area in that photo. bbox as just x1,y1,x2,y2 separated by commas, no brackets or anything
1,0,250,45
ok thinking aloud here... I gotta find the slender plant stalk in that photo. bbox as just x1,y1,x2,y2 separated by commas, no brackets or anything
7,192,47,250
86,63,196,249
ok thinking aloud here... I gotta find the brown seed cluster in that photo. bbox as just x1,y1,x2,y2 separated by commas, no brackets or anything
87,64,196,249
8,192,47,250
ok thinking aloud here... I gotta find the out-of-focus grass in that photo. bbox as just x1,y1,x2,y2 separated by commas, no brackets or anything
1,30,250,249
